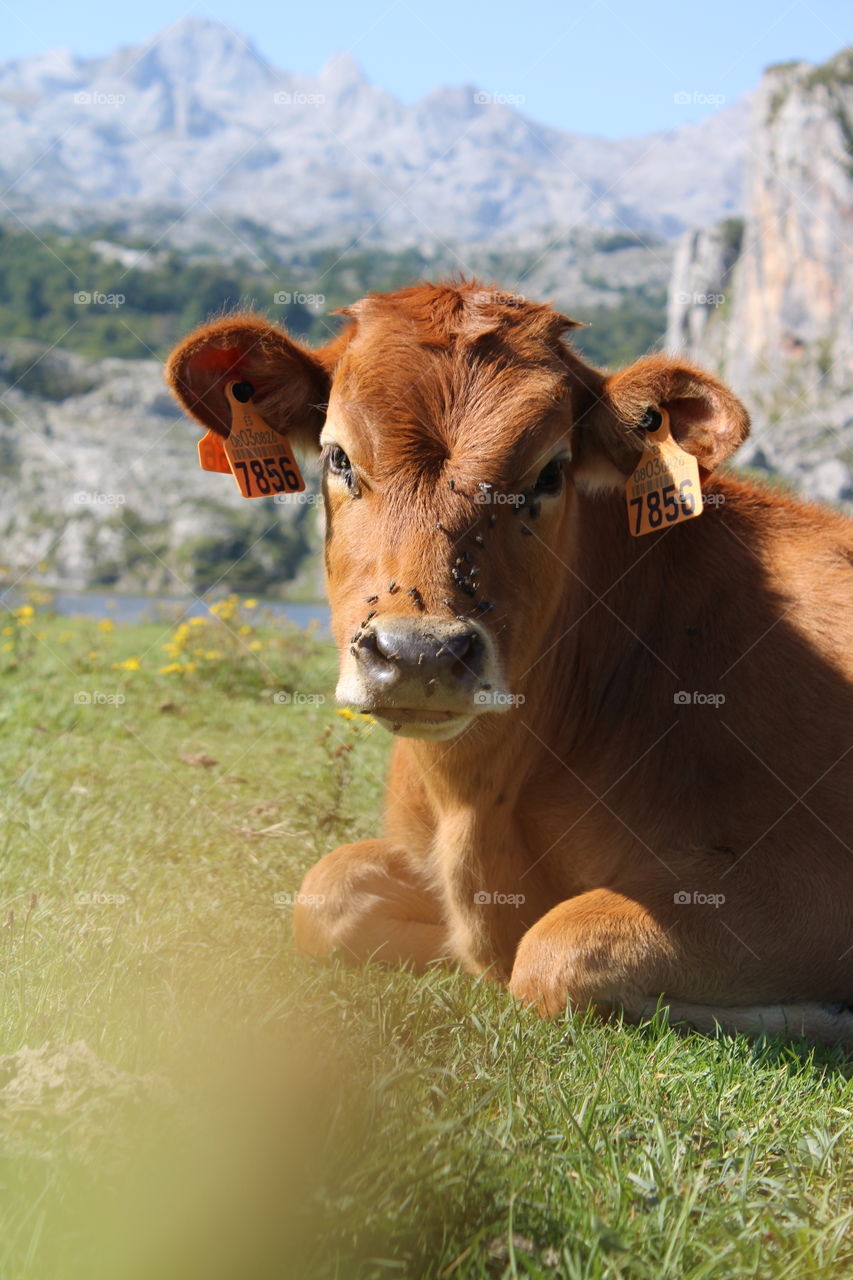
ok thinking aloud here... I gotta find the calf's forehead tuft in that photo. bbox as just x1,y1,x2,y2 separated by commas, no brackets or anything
328,281,583,465
340,279,579,351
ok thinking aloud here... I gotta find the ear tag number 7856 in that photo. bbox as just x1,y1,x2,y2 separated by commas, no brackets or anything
197,382,305,499
625,407,703,537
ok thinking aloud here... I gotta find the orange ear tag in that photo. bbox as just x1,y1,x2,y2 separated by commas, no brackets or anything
219,382,305,499
625,408,703,537
197,429,232,474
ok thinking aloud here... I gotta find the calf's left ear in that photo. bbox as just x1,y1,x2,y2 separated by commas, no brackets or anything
165,313,345,449
572,354,750,488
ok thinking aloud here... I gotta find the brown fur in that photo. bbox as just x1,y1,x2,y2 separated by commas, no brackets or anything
166,281,853,1044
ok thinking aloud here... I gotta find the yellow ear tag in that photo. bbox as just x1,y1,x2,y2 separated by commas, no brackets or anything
625,407,703,537
221,382,305,499
197,430,232,474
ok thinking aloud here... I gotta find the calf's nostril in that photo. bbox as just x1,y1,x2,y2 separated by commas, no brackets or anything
357,622,485,681
439,631,477,662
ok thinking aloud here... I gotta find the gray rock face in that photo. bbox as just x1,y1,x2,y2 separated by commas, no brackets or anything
0,343,322,595
0,17,748,247
665,221,742,352
666,50,853,507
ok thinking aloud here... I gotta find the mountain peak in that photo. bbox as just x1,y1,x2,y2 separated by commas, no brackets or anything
120,16,267,84
317,51,368,92
158,15,258,52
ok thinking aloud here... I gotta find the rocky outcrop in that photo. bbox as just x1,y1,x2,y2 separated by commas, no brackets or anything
666,49,853,506
0,342,323,595
665,219,743,353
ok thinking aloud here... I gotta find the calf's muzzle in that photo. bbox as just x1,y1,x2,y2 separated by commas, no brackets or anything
336,615,508,738
354,619,485,692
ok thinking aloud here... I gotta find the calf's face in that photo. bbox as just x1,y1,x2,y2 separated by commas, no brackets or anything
318,300,585,739
166,284,748,741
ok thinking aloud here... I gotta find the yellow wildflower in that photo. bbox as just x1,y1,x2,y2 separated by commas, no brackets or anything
2,642,13,652
98,619,115,633
209,596,239,622
2,626,12,636
158,663,183,675
13,605,34,621
112,657,141,672
248,640,262,651
188,617,207,628
238,624,252,635
243,599,258,609
336,708,356,721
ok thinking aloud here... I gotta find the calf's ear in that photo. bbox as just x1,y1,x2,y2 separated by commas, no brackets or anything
571,354,750,490
165,314,346,449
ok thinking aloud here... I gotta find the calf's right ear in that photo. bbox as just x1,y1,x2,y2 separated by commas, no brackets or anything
165,314,341,449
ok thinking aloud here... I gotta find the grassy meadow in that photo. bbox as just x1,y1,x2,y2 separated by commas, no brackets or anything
1,594,852,1279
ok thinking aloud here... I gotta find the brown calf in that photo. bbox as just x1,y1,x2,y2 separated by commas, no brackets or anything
167,281,853,1043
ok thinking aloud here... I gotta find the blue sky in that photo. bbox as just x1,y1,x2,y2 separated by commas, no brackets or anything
3,0,850,136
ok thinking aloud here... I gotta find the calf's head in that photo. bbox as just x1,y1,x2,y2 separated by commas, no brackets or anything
167,283,748,741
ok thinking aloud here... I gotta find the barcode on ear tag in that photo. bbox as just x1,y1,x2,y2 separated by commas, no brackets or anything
625,408,703,537
221,383,305,499
198,430,232,474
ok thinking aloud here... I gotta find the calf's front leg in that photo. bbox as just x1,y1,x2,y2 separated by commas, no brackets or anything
293,838,449,970
509,888,853,1044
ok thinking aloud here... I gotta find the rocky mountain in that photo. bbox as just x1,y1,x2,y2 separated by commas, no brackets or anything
666,49,853,507
0,17,748,248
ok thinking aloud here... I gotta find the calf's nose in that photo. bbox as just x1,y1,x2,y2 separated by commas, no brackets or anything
354,619,485,689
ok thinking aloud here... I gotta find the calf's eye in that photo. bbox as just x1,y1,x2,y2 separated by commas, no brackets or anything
327,445,354,485
533,458,564,495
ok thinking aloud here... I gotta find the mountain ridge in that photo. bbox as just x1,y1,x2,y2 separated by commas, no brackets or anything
0,16,749,249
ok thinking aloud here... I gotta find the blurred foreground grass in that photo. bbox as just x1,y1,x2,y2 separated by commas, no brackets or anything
1,596,852,1279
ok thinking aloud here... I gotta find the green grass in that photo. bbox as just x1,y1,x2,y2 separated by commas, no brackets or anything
1,602,852,1280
